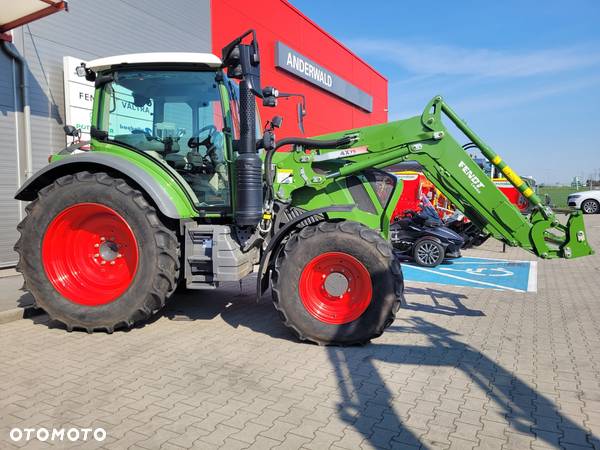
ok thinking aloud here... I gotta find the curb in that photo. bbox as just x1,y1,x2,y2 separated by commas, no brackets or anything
0,306,44,325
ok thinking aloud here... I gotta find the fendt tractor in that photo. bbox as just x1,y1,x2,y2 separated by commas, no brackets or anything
14,31,593,345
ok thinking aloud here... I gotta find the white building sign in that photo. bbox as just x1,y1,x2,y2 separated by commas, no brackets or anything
63,56,94,141
63,56,156,141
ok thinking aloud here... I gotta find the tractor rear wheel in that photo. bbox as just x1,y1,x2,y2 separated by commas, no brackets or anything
15,172,179,332
272,221,404,345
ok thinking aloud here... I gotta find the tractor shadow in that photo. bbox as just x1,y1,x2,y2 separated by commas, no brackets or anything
163,278,595,449
403,286,484,316
163,277,302,343
24,277,597,448
326,317,598,449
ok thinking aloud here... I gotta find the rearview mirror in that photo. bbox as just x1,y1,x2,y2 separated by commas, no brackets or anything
297,103,305,135
75,64,86,77
221,29,263,97
133,94,151,108
277,92,307,134
63,125,81,138
271,116,283,129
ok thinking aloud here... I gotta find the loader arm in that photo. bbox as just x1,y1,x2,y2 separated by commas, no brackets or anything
271,96,593,259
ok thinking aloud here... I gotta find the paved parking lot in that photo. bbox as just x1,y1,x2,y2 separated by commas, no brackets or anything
1,215,600,449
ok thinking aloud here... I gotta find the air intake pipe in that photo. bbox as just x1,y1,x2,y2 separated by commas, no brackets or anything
235,80,263,226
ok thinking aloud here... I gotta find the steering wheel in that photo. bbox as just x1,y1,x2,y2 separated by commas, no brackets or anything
134,128,185,144
148,131,163,143
188,125,218,148
131,128,160,142
200,124,217,136
187,125,221,165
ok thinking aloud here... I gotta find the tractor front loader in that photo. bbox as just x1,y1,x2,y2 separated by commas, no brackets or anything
14,31,593,345
269,95,594,262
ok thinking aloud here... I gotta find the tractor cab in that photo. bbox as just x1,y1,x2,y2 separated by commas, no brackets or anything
86,53,260,211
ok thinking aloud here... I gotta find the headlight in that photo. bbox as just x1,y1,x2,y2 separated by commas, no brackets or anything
569,194,581,198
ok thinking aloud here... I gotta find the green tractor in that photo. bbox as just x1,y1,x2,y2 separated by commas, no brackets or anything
14,31,593,345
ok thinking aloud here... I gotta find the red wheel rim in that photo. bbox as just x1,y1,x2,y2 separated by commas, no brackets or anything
299,252,372,324
42,203,139,306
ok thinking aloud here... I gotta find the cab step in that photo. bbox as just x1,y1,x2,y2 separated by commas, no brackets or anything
183,223,259,290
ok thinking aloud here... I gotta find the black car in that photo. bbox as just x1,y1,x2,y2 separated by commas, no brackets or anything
390,203,464,267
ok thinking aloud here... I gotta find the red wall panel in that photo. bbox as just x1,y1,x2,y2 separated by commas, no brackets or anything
211,0,387,138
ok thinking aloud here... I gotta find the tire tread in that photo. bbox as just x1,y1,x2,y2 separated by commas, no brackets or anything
271,220,404,346
14,171,180,332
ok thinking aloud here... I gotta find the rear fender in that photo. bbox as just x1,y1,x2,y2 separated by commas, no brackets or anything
15,152,197,219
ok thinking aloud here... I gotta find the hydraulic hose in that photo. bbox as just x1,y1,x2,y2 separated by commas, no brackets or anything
264,135,355,203
268,135,354,180
274,135,354,151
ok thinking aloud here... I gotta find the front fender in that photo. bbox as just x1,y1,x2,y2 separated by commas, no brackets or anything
15,151,198,219
256,205,354,299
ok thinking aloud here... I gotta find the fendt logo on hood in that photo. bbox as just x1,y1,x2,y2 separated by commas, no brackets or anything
459,161,485,193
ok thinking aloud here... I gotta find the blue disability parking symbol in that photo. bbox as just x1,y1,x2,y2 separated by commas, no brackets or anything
402,257,537,293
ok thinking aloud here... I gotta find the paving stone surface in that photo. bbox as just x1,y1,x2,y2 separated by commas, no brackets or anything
1,215,599,449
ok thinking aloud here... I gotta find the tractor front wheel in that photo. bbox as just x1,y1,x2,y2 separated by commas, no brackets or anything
15,172,179,332
272,221,404,345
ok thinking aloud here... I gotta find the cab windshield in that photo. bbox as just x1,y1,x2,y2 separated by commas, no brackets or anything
99,69,231,208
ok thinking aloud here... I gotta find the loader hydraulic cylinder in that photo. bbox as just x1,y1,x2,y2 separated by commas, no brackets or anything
439,100,545,214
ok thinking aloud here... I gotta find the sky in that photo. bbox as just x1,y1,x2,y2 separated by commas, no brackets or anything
290,0,600,184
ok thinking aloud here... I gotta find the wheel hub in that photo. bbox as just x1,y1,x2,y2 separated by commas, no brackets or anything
417,242,440,265
98,240,120,262
323,272,349,297
298,252,372,324
584,201,598,214
42,203,139,306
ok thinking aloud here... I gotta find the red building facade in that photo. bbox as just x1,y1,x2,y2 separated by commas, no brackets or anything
212,0,388,138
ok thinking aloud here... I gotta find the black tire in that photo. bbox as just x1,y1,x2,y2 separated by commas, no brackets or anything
271,221,404,346
413,238,445,267
581,199,599,214
15,171,179,332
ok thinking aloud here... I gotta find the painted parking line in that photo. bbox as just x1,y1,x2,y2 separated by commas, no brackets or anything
402,256,537,292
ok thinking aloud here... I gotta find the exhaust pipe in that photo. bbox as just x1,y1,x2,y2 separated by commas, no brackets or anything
235,80,263,226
